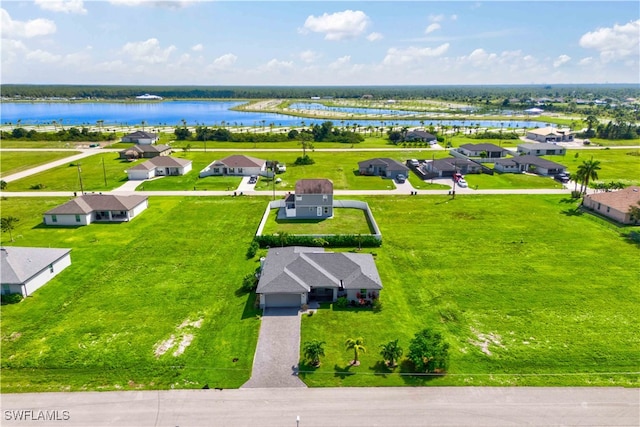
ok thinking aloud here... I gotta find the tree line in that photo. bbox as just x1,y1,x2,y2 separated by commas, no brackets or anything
1,127,116,142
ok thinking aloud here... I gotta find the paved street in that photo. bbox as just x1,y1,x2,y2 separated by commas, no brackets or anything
1,387,638,426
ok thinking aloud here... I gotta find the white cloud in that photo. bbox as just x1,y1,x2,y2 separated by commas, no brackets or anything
26,49,62,63
35,0,87,14
1,8,56,38
121,38,176,63
425,23,441,34
299,50,320,63
428,14,445,23
191,43,203,52
579,19,640,62
450,14,458,21
329,55,351,70
263,58,294,71
211,53,237,68
367,32,383,42
383,43,450,65
302,10,370,41
109,0,198,8
578,57,594,66
553,54,571,68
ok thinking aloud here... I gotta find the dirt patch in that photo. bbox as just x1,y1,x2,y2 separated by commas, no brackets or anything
154,335,176,358
469,328,504,356
178,318,203,329
172,334,194,357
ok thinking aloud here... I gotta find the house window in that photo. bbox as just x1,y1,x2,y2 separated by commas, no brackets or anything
1,284,10,295
296,196,302,201
238,168,243,173
607,207,610,213
597,203,601,210
213,168,219,173
51,215,57,223
324,207,329,214
322,195,328,201
75,215,81,223
49,264,54,273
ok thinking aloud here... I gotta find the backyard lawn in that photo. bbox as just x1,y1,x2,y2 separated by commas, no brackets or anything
261,206,374,235
464,172,564,190
0,151,81,178
552,149,640,186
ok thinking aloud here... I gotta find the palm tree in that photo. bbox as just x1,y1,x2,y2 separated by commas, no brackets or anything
577,157,601,194
303,340,326,367
380,339,403,368
345,337,366,366
1,216,19,242
583,114,599,137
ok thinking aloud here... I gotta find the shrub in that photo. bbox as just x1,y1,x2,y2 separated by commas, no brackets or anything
335,296,349,308
294,155,315,165
372,298,383,312
408,328,449,373
1,293,23,305
253,234,381,248
246,241,259,259
30,183,46,190
241,273,257,294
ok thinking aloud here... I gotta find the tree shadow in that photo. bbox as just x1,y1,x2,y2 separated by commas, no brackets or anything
297,361,319,380
558,197,579,204
333,364,356,379
398,359,441,385
240,292,261,320
561,208,583,217
369,360,393,378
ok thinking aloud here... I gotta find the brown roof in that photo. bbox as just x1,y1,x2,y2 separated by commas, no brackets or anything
45,194,148,215
218,155,266,168
585,186,640,212
128,156,191,171
119,144,170,154
460,143,504,152
295,179,333,194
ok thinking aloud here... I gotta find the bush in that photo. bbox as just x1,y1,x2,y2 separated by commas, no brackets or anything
335,296,349,308
408,328,449,373
294,155,315,165
241,273,258,294
1,293,23,305
246,241,259,259
372,298,383,312
253,234,381,248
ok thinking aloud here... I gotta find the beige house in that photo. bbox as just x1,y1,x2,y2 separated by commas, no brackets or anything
583,186,640,224
526,127,574,143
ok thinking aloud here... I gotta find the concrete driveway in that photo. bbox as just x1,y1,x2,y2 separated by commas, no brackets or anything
242,307,306,388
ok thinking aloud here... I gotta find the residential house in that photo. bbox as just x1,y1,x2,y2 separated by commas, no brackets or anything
525,127,574,143
511,155,567,176
493,158,520,173
1,246,72,297
458,143,508,158
43,194,148,226
256,246,383,309
126,156,192,180
118,144,171,160
121,131,159,145
358,158,409,179
583,186,640,225
405,130,437,144
423,158,481,177
517,143,567,156
199,155,267,178
283,179,333,219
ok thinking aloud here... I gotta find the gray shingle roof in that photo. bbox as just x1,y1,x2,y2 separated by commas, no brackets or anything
128,156,191,171
119,144,170,155
460,143,504,152
358,158,409,171
257,247,382,294
217,155,266,168
45,195,148,215
295,179,333,194
1,246,71,285
123,131,158,139
512,155,566,169
518,143,564,150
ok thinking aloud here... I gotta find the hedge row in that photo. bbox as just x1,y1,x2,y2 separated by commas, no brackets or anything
254,234,381,248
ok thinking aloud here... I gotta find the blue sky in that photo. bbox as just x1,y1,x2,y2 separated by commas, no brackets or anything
1,1,638,85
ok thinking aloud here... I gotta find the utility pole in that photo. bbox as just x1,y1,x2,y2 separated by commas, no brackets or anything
272,162,276,201
102,156,107,187
77,164,84,195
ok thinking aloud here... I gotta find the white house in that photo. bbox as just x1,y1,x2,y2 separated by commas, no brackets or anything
121,131,159,145
517,143,567,156
43,194,148,226
126,156,192,180
1,246,72,297
525,127,574,143
199,155,267,177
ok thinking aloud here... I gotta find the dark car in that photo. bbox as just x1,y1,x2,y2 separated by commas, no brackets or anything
395,174,406,183
248,175,258,184
554,173,570,183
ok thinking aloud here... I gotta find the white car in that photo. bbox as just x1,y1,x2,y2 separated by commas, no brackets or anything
457,178,468,188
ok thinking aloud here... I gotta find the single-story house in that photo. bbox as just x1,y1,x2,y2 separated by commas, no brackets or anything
43,194,148,226
423,158,481,177
511,155,567,176
525,127,574,143
517,143,567,156
405,130,437,144
493,158,520,173
458,143,508,158
524,107,544,115
583,186,640,225
126,156,192,180
1,246,72,297
199,155,267,178
283,179,333,219
358,158,409,179
118,144,171,159
121,131,159,145
256,246,383,309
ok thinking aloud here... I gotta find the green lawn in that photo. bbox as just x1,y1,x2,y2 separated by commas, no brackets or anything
5,154,138,192
0,140,101,149
0,196,264,392
0,151,81,178
261,207,374,235
299,195,640,387
553,149,640,186
464,172,564,190
587,138,640,147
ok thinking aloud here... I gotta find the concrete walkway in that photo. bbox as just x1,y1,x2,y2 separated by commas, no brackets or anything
1,149,106,183
242,307,306,388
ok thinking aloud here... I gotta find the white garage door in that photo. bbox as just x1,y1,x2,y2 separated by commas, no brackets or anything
265,293,301,308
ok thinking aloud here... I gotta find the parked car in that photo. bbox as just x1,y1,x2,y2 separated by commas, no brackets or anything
248,175,258,184
396,174,406,183
554,173,570,183
453,172,463,182
457,178,468,188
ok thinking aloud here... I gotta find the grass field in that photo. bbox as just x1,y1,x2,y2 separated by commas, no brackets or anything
555,149,640,186
298,195,640,387
1,195,638,392
0,151,81,178
0,196,264,393
464,172,564,190
261,207,374,235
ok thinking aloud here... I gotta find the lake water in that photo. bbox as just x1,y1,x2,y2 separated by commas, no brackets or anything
0,100,543,129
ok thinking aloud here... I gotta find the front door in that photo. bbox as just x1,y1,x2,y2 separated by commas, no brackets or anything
317,206,322,216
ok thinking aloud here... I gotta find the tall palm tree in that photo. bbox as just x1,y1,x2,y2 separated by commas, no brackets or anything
303,340,326,367
379,339,403,368
577,157,601,194
1,216,19,242
345,337,366,366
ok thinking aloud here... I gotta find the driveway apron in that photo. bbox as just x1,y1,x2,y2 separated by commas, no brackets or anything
242,307,306,388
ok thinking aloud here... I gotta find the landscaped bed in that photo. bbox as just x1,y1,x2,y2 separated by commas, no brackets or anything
261,206,374,235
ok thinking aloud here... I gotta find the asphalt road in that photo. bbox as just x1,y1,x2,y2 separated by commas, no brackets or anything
1,387,638,426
